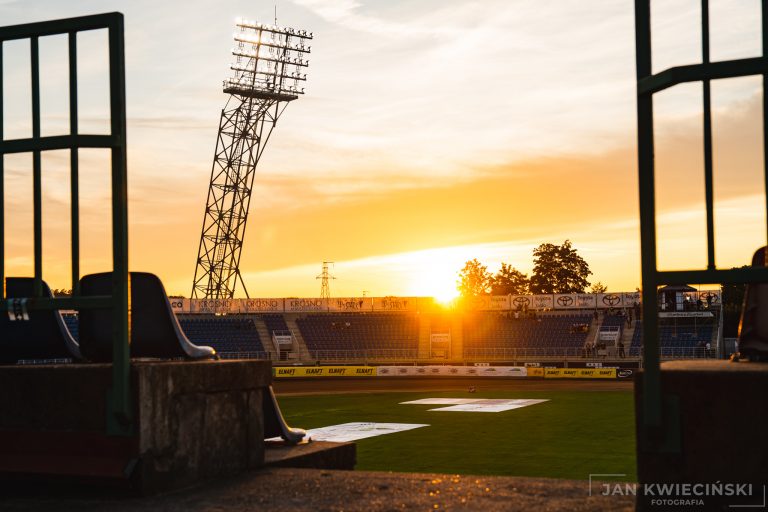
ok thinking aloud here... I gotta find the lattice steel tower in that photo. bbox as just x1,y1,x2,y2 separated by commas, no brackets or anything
316,261,335,299
192,18,313,298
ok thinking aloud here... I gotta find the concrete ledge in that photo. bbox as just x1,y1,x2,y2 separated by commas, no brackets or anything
0,467,635,511
635,360,768,510
265,441,355,470
0,360,272,493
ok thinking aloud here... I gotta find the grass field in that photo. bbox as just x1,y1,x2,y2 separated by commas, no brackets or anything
278,385,637,481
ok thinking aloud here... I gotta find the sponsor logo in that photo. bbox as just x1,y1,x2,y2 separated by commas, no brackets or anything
379,368,390,375
306,368,323,375
598,370,614,377
276,368,296,376
287,298,324,310
328,368,346,375
450,368,459,374
397,368,408,374
417,368,426,374
379,298,410,310
170,300,184,309
602,294,621,306
244,299,280,310
356,368,374,375
557,296,574,307
618,369,634,378
512,296,531,307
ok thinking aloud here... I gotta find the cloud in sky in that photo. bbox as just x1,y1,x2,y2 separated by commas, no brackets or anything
0,1,764,297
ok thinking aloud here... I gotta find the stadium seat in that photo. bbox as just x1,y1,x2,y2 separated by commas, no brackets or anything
263,385,306,444
0,277,82,364
78,272,216,361
738,246,768,360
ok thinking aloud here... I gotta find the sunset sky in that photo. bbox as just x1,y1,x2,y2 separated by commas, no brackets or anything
1,0,765,299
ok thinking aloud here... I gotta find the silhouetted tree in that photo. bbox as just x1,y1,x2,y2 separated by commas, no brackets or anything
52,288,72,297
457,259,492,298
530,240,592,294
590,281,607,294
491,263,529,295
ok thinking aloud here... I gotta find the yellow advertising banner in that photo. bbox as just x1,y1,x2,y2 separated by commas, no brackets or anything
526,367,545,377
543,368,616,379
274,366,376,378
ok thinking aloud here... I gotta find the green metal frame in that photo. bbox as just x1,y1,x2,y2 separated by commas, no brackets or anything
635,0,768,448
0,13,131,435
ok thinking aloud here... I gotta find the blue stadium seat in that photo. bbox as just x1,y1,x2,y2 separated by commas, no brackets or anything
78,272,215,361
0,277,82,364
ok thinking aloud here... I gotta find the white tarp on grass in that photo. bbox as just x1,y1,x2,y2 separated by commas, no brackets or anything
304,422,429,442
400,398,549,413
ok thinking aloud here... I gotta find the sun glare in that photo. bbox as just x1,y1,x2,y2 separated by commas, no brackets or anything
407,259,461,304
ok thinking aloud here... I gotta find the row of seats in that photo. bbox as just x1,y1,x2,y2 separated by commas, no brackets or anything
1,273,215,364
463,313,593,351
297,313,419,355
629,323,716,356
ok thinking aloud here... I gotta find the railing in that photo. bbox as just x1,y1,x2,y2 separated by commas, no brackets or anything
309,349,418,361
463,347,587,359
0,13,130,436
218,351,271,360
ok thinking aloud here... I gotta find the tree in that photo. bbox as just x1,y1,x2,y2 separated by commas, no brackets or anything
590,281,607,294
529,240,592,294
457,259,492,298
51,288,72,297
491,263,529,295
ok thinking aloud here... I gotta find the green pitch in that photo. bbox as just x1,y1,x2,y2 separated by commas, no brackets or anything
278,388,636,481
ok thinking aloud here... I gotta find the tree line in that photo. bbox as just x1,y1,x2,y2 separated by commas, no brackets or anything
457,240,606,298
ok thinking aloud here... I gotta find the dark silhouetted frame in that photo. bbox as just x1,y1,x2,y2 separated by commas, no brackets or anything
635,0,768,450
0,12,131,435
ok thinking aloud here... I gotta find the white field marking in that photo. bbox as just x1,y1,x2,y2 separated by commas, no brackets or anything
302,422,430,442
400,398,549,413
400,398,479,405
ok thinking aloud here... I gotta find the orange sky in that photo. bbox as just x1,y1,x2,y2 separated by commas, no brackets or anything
1,1,765,298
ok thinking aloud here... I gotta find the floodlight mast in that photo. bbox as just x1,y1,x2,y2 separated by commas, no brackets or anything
191,18,312,299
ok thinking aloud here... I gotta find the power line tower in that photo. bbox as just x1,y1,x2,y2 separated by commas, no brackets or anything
191,17,313,299
316,261,336,299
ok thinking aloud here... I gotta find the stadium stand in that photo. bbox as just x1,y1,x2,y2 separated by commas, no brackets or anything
296,313,419,359
462,312,592,358
629,322,714,357
178,316,267,357
263,314,291,335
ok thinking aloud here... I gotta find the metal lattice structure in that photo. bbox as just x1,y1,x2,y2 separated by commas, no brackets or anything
192,18,312,299
316,261,335,299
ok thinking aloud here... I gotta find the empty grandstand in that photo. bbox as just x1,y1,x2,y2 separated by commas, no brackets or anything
53,288,720,364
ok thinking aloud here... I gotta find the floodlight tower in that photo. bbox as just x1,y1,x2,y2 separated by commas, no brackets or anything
191,18,313,299
316,261,335,299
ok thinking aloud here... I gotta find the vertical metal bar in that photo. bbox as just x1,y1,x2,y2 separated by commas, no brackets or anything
0,40,4,300
763,0,768,255
107,15,132,434
635,0,662,428
702,0,716,270
68,32,80,296
31,36,42,298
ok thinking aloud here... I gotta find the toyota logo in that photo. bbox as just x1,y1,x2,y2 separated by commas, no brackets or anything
513,297,531,306
556,296,574,306
602,294,621,306
700,292,719,303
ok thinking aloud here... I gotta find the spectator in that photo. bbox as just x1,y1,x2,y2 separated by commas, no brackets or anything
618,340,625,358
